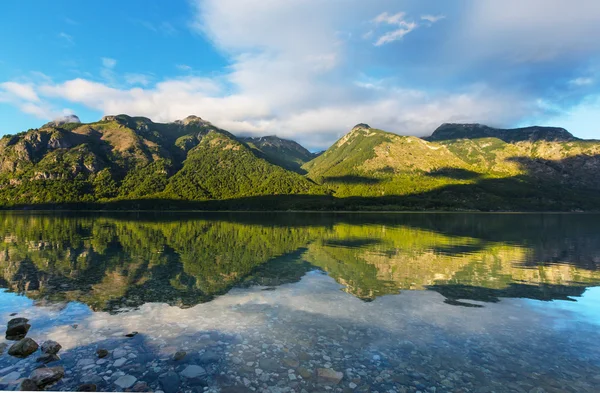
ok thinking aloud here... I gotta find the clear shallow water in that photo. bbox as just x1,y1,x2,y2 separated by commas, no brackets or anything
0,212,599,392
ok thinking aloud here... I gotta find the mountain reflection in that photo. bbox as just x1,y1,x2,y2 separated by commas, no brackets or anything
1,212,599,311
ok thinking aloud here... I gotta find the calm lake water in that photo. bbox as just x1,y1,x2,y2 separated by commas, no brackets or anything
0,212,599,393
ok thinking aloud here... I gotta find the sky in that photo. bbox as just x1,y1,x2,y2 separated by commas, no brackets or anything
1,0,600,150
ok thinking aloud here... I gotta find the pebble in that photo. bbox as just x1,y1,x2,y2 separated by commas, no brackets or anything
114,358,128,367
114,375,137,389
180,365,206,379
159,371,180,393
78,383,97,392
173,351,186,361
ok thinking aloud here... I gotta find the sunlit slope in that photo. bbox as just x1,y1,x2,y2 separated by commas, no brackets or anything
0,115,323,205
303,123,600,209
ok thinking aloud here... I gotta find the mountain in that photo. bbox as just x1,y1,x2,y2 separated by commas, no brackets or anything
0,114,323,206
240,135,317,173
426,123,578,143
1,115,600,211
303,123,600,210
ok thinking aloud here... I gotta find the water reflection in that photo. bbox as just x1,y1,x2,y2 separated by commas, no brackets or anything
1,212,600,311
0,212,599,392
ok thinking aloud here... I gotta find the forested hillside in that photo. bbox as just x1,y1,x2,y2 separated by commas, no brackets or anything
0,116,599,211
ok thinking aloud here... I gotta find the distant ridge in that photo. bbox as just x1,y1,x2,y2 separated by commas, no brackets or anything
427,123,577,143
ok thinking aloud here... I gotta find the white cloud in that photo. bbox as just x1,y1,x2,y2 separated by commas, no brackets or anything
421,14,446,23
19,102,55,119
372,11,418,46
124,73,153,86
569,77,594,87
58,32,74,46
374,22,417,46
101,58,117,69
0,82,39,102
4,0,600,146
461,0,600,63
373,12,407,25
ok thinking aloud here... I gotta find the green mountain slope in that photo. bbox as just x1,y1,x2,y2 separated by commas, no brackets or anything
0,115,322,206
1,115,600,211
240,135,317,173
303,123,600,210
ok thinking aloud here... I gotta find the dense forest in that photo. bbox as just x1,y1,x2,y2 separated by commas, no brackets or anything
0,115,599,211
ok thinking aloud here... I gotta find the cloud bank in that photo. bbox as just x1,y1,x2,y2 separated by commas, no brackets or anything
1,0,600,149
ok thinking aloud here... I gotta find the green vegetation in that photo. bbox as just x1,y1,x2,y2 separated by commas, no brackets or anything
0,117,600,211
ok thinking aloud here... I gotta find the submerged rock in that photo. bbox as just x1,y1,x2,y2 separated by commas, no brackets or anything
173,351,186,361
159,371,180,393
180,365,206,379
20,379,39,391
78,383,97,392
96,348,109,358
40,340,62,355
36,353,60,364
6,318,31,340
125,332,138,338
114,375,137,389
29,366,65,388
317,368,343,385
8,338,39,358
133,381,149,392
0,342,8,354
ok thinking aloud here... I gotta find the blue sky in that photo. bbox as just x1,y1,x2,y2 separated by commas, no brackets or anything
1,0,600,149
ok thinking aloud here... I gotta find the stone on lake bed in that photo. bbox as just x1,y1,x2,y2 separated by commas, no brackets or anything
0,342,8,355
29,366,65,388
114,375,137,389
159,371,180,393
36,353,60,364
40,340,62,354
113,358,127,367
133,381,149,392
258,358,279,371
6,318,31,340
2,371,21,383
113,348,127,358
317,368,343,385
8,338,39,358
180,365,206,379
77,358,95,367
78,383,97,392
20,378,39,391
173,351,186,361
96,348,109,358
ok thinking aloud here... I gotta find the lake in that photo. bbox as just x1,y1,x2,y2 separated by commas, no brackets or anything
0,212,599,392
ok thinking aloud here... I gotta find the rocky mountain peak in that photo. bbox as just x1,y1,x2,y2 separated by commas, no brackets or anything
43,114,81,128
351,123,371,131
174,115,212,127
428,123,577,143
